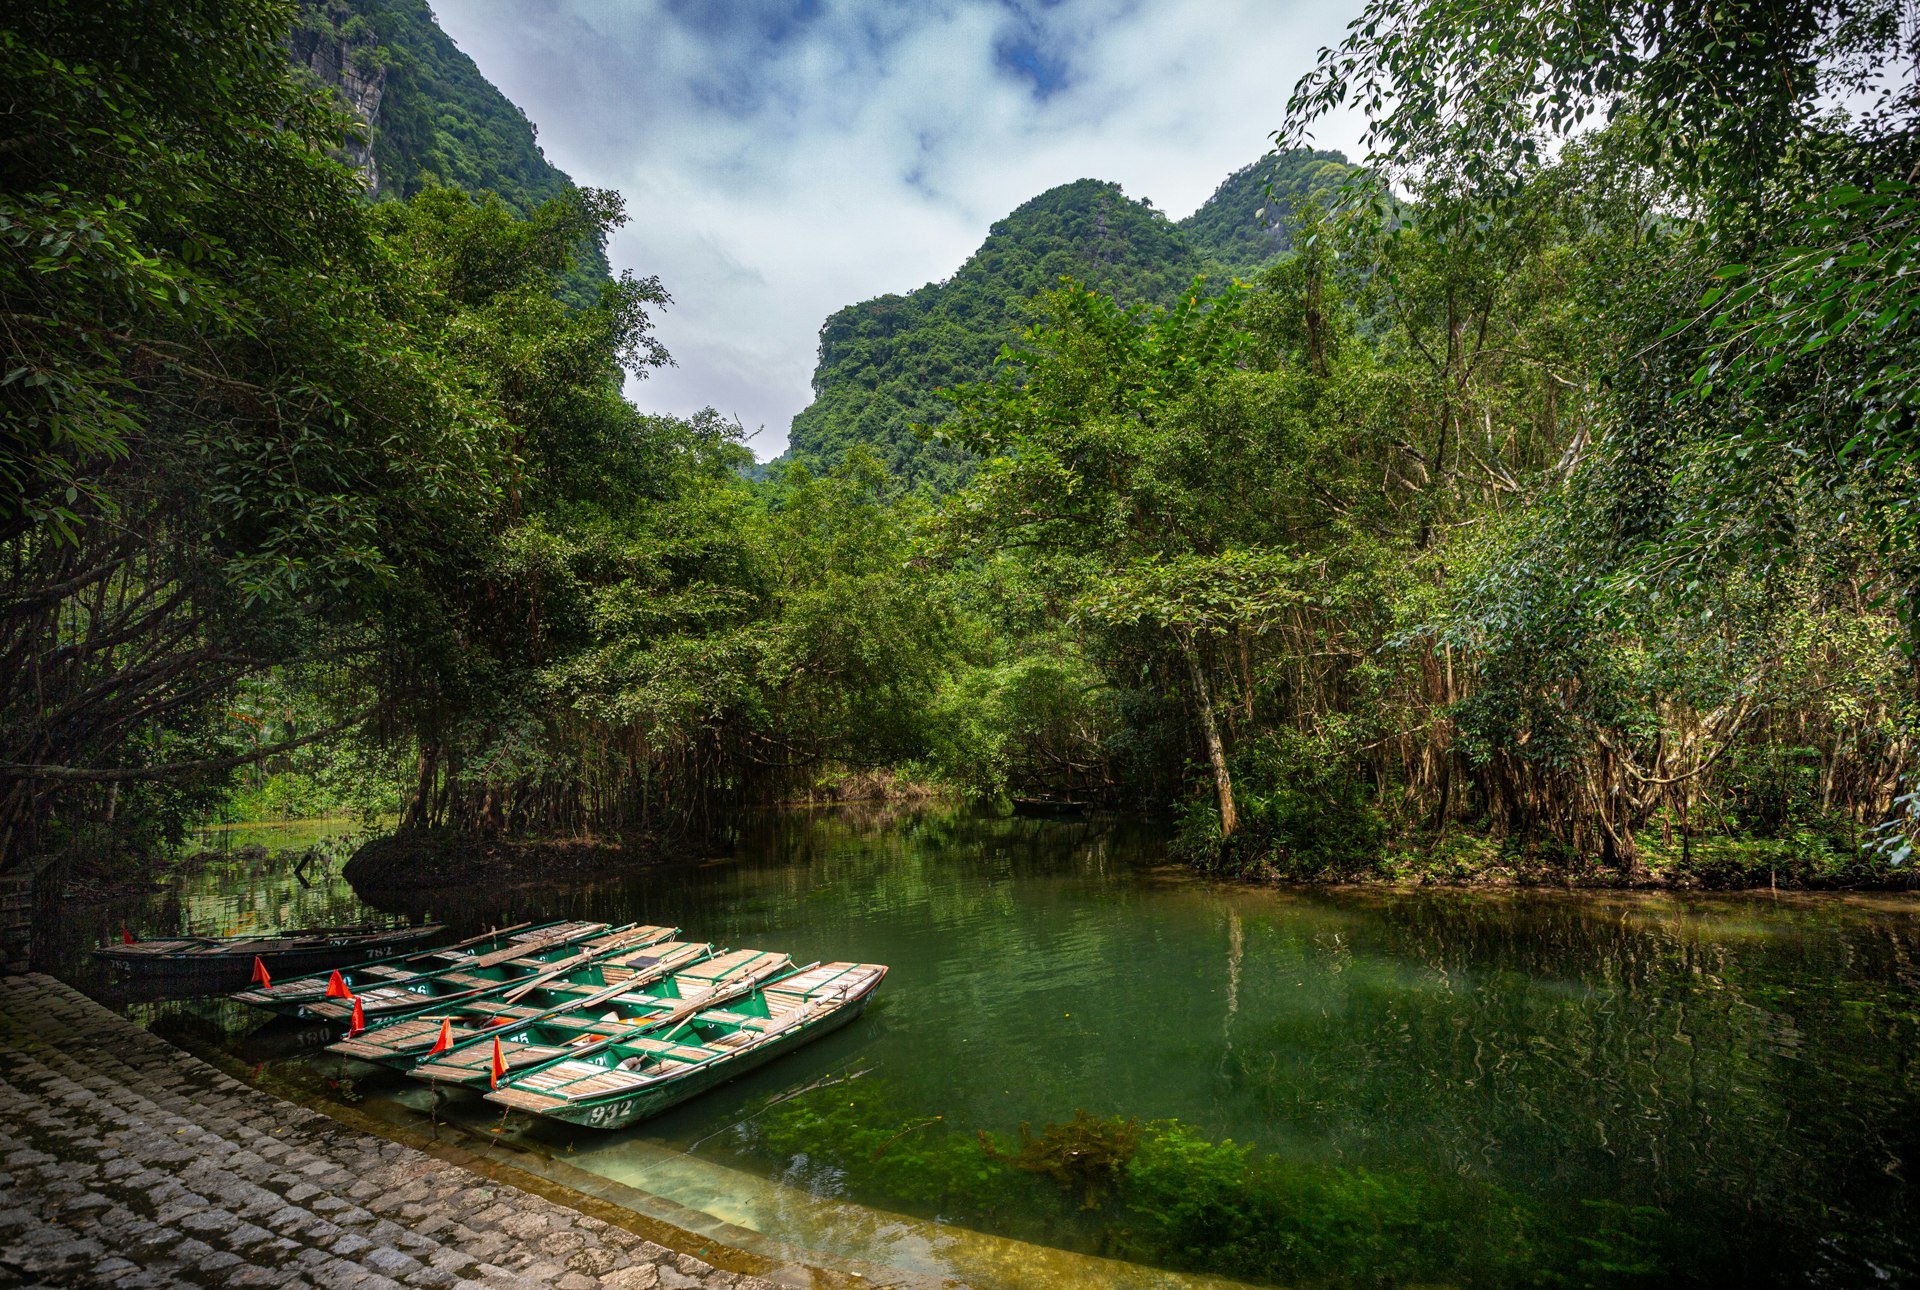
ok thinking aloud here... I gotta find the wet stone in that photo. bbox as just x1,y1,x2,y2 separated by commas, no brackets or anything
567,1247,619,1277
0,976,782,1290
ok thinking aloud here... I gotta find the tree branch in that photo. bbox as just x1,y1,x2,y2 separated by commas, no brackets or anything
0,712,368,783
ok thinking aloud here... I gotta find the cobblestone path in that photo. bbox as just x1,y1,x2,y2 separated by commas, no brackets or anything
0,973,781,1290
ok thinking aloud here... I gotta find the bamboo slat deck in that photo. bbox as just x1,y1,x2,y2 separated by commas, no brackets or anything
324,926,680,1066
412,1039,572,1083
305,924,674,1026
482,961,888,1127
405,941,719,1084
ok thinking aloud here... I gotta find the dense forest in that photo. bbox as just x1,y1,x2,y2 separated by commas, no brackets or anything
782,150,1355,491
3,0,1916,891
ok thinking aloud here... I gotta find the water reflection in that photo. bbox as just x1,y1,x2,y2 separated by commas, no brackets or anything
44,808,1920,1287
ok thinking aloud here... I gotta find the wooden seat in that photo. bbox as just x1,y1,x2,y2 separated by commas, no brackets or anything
516,1060,610,1091
562,1069,652,1097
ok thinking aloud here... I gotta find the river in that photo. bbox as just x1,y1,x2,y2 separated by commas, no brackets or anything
45,808,1920,1287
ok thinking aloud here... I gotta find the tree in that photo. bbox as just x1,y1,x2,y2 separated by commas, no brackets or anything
938,281,1290,835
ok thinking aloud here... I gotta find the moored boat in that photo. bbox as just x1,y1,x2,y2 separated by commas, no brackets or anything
325,924,680,1068
409,945,790,1086
229,920,585,1017
484,960,887,1129
92,923,443,994
289,921,652,1025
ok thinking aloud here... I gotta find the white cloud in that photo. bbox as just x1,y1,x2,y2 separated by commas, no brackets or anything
430,0,1367,458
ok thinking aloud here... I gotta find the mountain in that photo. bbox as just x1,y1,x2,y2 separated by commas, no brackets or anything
785,180,1206,492
290,0,611,305
782,150,1352,491
1179,149,1355,279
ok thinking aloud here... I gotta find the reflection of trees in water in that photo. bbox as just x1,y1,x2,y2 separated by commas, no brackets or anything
1232,892,1920,1283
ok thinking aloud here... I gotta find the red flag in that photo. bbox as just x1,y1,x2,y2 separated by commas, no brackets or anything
121,927,135,946
426,1018,453,1055
251,955,271,988
347,996,366,1038
324,970,351,999
489,1037,508,1089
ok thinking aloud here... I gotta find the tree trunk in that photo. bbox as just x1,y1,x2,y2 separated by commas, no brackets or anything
1178,631,1237,838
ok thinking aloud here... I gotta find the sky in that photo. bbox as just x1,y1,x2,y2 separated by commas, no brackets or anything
432,0,1367,460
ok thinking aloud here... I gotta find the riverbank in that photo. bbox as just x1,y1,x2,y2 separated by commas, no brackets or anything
0,972,798,1289
342,830,682,895
1187,820,1917,891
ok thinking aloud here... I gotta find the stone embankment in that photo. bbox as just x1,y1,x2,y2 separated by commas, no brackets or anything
0,974,779,1290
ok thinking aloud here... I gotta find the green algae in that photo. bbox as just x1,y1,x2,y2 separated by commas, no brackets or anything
745,1078,1674,1287
980,1110,1141,1209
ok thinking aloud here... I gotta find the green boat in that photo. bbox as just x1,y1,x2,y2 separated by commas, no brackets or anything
294,922,668,1026
484,960,887,1129
229,920,594,1019
324,924,677,1065
408,945,791,1087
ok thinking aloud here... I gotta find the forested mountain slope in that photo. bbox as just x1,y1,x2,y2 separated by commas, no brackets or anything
1178,148,1354,278
782,149,1352,489
291,0,611,303
783,180,1202,490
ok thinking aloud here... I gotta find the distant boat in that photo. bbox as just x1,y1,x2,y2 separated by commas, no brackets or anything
485,960,887,1129
93,923,443,994
1011,797,1088,819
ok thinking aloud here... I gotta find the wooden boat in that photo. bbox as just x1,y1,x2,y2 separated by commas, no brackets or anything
234,920,624,1024
1012,796,1088,819
485,961,888,1129
409,945,790,1087
92,923,443,994
231,920,560,1017
325,924,681,1069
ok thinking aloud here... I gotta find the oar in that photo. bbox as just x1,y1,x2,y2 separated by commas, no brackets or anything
497,948,598,1005
649,959,809,1038
437,921,534,954
495,924,672,1005
466,921,613,970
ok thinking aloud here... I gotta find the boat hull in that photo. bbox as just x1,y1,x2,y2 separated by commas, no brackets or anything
493,987,878,1130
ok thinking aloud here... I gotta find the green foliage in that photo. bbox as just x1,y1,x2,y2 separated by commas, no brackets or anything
1,0,371,535
1282,0,1910,204
751,1079,1637,1288
1256,0,1919,872
1119,1121,1587,1287
1178,725,1389,879
785,178,1212,491
291,0,612,307
1176,149,1355,279
783,150,1364,492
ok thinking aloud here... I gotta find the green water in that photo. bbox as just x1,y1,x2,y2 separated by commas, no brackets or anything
52,808,1920,1287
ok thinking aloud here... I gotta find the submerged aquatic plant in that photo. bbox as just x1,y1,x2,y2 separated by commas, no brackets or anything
751,1078,1672,1286
980,1110,1142,1209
